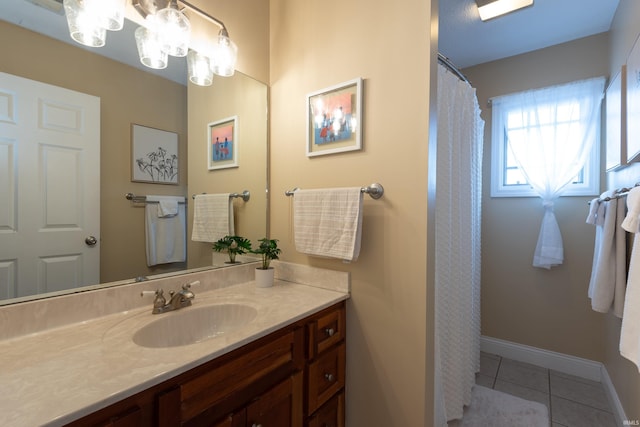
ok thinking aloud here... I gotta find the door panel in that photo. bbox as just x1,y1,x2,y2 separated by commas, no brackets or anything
0,72,100,299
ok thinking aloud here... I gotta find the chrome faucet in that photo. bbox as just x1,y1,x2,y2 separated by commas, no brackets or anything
144,283,196,314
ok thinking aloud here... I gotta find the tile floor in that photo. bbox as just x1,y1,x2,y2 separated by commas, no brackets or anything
476,352,617,427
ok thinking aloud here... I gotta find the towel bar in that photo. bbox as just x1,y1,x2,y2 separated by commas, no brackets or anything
125,193,187,204
191,190,250,202
285,183,384,199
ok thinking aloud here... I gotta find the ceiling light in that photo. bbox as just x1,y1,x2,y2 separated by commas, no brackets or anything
210,30,238,77
63,0,238,86
187,49,213,86
155,0,191,57
475,0,534,21
62,0,107,47
134,17,168,69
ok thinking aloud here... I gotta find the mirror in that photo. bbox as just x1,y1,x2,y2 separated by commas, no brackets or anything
0,1,268,305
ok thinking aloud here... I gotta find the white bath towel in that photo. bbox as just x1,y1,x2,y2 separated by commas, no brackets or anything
620,187,640,371
191,194,234,243
588,191,617,313
293,187,363,262
614,195,627,318
145,195,186,266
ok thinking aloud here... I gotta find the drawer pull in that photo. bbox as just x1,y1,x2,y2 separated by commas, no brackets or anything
251,424,263,427
324,328,335,337
324,373,335,382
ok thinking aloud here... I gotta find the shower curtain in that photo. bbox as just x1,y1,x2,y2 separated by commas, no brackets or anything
434,63,484,425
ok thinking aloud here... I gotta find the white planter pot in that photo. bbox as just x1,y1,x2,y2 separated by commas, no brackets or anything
255,267,275,288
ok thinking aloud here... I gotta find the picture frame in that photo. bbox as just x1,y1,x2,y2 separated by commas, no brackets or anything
131,124,179,185
626,34,640,163
306,77,363,157
605,65,627,171
208,116,238,170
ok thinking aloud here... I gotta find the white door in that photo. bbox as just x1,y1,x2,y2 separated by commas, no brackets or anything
0,72,100,299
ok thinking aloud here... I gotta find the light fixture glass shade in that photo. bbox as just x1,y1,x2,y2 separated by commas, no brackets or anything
187,50,214,86
155,4,191,57
210,34,238,77
476,0,533,21
83,0,126,31
135,25,168,69
63,0,106,47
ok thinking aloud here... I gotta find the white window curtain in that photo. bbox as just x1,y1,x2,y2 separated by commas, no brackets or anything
492,77,605,269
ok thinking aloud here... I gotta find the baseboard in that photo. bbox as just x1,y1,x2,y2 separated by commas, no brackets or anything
600,364,628,427
480,335,601,380
480,335,627,425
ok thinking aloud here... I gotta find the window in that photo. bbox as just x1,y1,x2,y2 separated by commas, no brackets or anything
490,80,602,198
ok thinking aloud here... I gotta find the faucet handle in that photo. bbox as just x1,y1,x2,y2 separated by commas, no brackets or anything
184,280,200,290
141,290,158,298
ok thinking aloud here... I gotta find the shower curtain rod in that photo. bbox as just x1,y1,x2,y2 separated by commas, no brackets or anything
438,52,470,84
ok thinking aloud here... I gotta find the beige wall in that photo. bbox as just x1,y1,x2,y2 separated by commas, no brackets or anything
464,33,610,361
269,0,434,425
0,21,188,284
465,12,640,419
464,34,610,360
187,73,268,267
186,0,270,267
603,0,640,420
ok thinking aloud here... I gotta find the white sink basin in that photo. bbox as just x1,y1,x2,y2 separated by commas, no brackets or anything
132,303,258,348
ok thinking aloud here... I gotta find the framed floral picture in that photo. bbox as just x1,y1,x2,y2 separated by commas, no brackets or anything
131,124,179,185
208,116,238,170
306,78,363,157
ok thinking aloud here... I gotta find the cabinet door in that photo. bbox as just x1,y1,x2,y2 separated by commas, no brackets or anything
246,373,302,427
213,411,246,427
307,392,344,427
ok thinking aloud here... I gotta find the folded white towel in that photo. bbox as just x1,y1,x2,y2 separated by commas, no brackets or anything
585,198,600,224
293,187,363,262
191,194,234,243
620,187,640,371
144,196,186,266
146,195,180,217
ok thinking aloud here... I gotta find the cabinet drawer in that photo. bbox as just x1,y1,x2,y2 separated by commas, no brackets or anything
307,342,345,415
181,329,302,422
307,305,345,359
306,391,344,427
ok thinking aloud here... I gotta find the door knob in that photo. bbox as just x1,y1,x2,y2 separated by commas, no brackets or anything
85,236,98,246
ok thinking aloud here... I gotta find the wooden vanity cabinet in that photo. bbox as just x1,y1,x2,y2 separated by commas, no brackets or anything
65,301,346,427
304,303,346,427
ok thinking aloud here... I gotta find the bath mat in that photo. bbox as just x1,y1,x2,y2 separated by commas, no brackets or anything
458,385,549,427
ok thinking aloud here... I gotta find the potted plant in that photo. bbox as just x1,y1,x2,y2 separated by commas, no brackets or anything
212,235,252,264
251,238,281,287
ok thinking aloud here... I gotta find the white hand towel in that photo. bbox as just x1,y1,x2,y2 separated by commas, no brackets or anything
151,195,179,217
191,194,234,243
293,187,363,262
588,191,617,313
585,198,600,224
620,187,640,371
145,196,186,266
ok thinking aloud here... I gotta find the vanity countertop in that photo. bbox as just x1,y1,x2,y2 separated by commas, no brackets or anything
0,279,349,427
